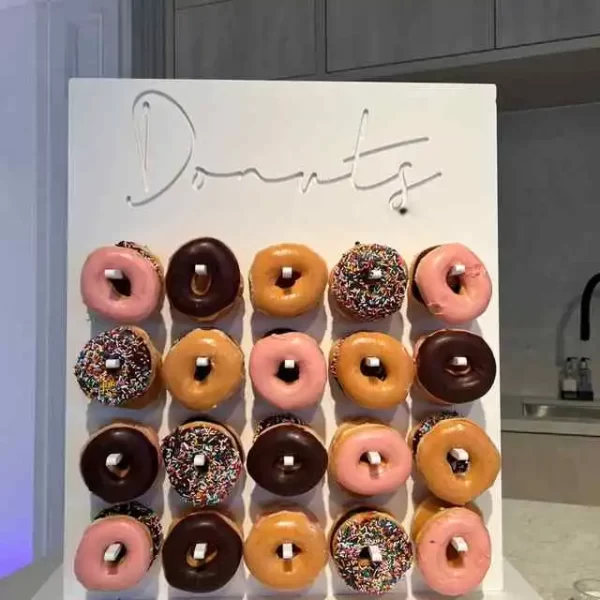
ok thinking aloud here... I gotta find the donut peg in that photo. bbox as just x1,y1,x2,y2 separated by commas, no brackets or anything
283,455,295,466
104,268,124,280
193,543,207,560
450,448,469,462
368,268,383,281
368,545,383,563
449,263,466,277
105,453,123,468
193,454,206,468
103,543,124,563
366,450,382,465
365,356,381,368
194,264,208,276
281,542,294,560
105,358,121,370
451,536,468,553
450,356,468,367
283,359,296,370
195,356,210,368
281,266,294,279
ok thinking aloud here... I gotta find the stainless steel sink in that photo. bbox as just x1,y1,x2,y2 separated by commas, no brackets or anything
522,402,600,421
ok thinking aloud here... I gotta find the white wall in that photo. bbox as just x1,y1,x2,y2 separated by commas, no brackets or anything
498,102,600,399
0,1,39,578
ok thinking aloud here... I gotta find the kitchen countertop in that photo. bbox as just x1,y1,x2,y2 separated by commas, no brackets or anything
503,498,600,599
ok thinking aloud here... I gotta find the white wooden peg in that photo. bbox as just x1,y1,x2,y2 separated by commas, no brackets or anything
281,266,293,279
369,268,383,280
196,356,210,368
195,264,208,276
284,359,296,369
105,453,123,468
449,264,466,277
450,356,468,367
368,545,382,563
105,358,121,369
450,448,469,462
104,543,123,563
193,543,207,560
281,543,294,560
283,455,295,466
365,356,380,368
451,537,468,553
104,269,124,280
366,451,381,465
194,454,206,467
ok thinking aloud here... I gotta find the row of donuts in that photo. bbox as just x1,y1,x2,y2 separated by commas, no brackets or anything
75,499,488,596
81,239,492,324
74,326,496,410
81,414,500,509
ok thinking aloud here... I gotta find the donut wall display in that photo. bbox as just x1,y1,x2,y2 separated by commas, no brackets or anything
65,79,501,600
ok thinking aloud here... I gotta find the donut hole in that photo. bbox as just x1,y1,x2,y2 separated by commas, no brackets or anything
444,359,471,377
275,269,301,290
359,452,386,467
191,272,211,296
276,361,300,383
110,276,132,297
445,271,462,295
360,359,387,381
446,543,465,568
358,546,376,566
446,452,470,475
186,543,218,569
104,543,127,567
276,543,301,560
194,362,212,382
105,456,131,479
276,455,302,472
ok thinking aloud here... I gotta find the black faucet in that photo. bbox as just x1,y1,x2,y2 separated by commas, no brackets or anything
580,273,600,340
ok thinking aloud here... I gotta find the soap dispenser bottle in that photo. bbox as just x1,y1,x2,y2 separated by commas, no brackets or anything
577,357,594,401
560,357,578,400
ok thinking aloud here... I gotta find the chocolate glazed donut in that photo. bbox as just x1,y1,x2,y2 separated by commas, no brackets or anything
416,330,496,404
247,419,327,496
166,238,242,320
162,511,242,593
80,426,159,503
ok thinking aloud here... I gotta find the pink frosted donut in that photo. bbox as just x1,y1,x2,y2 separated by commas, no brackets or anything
413,243,492,324
81,242,163,322
74,502,162,591
330,423,411,496
416,506,491,596
249,330,326,409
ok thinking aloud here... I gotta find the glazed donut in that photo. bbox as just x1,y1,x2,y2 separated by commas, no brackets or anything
330,507,413,593
74,326,162,408
329,243,408,321
329,331,414,408
244,509,327,590
249,243,328,317
414,329,496,405
162,510,243,593
162,329,244,411
166,238,242,321
412,243,492,324
162,419,243,506
249,330,326,409
80,421,160,503
74,502,163,591
80,241,164,322
409,412,500,505
247,414,327,496
412,497,491,596
329,421,411,496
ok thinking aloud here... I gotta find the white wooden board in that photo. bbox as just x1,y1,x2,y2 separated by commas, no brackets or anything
65,79,501,599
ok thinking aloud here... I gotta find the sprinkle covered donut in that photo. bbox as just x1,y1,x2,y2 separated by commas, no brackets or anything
80,241,164,322
74,502,163,591
74,326,162,408
330,243,408,321
162,419,243,506
330,507,413,594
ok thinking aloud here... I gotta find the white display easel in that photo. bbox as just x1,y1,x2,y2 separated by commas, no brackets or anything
64,79,502,599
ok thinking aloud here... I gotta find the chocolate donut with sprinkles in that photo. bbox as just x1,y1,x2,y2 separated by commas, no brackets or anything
161,419,243,506
330,507,413,594
329,243,408,321
74,326,162,408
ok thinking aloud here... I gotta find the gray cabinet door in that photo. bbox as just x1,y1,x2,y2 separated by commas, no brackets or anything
175,0,316,79
497,0,600,48
326,0,494,73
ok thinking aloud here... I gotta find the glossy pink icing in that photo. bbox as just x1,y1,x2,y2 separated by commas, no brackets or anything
80,246,161,322
333,426,411,495
74,517,153,591
417,508,491,596
249,332,326,409
415,243,492,324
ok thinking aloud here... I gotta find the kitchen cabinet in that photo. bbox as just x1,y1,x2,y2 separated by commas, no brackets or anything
326,0,494,73
174,0,316,79
497,0,600,48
